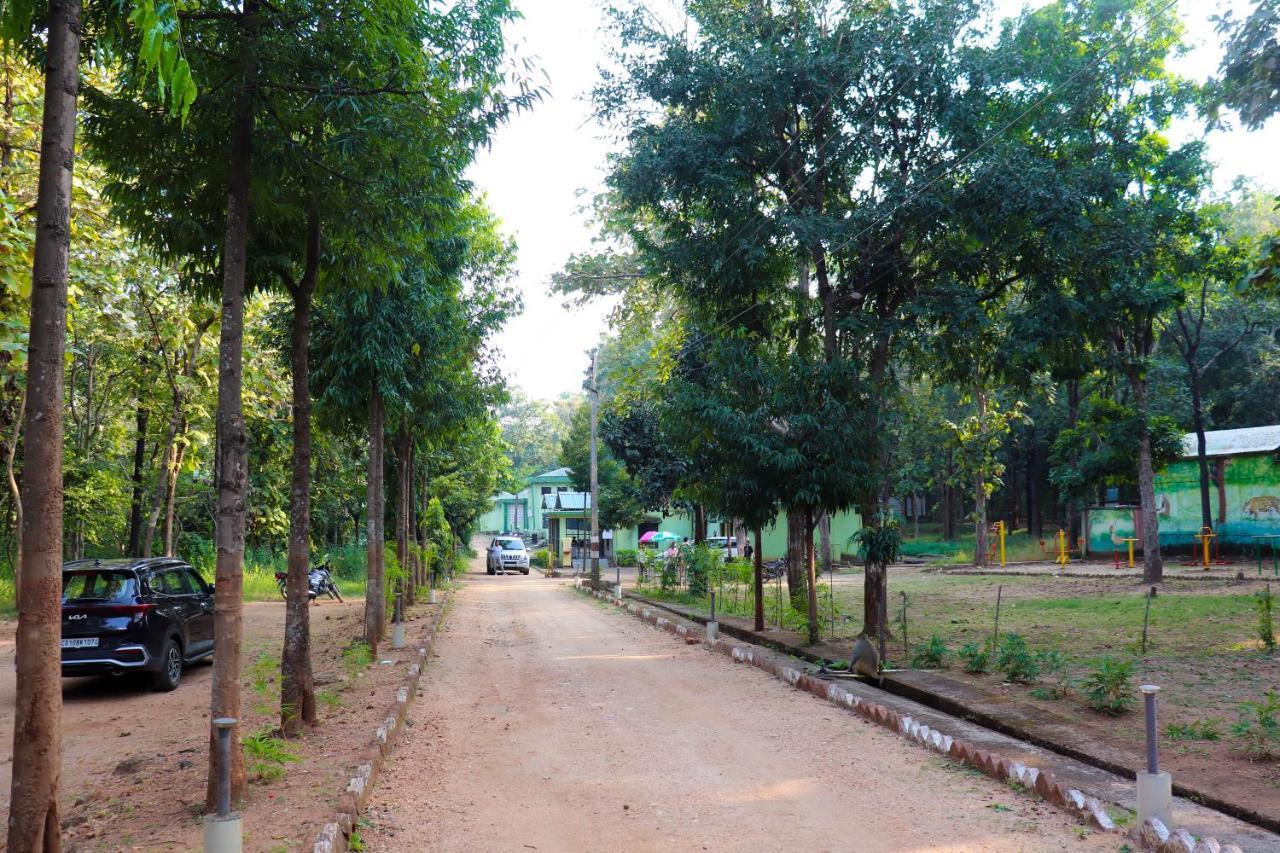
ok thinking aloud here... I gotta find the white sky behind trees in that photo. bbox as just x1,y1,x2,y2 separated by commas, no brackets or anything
470,0,1280,401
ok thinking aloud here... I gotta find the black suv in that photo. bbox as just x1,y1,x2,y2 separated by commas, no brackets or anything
61,558,215,691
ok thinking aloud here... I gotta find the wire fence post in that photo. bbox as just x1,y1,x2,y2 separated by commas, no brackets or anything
1142,585,1155,655
992,584,1003,650
900,590,909,662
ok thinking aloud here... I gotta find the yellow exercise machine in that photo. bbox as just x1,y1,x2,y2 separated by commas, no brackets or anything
986,520,1007,567
1040,529,1083,568
1193,526,1216,570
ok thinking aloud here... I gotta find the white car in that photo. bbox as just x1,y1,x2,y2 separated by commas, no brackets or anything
487,536,530,575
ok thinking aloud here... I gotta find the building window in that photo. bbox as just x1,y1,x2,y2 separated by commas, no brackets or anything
541,486,551,496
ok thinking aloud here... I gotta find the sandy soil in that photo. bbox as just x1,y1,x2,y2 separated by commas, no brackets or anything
362,561,1113,852
0,594,438,851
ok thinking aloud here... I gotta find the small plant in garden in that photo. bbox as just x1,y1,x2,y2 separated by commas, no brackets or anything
243,728,300,783
342,641,373,680
910,634,949,669
660,558,678,591
1079,656,1136,715
1258,587,1276,653
1029,650,1072,699
995,634,1040,683
959,642,990,674
1164,718,1224,742
530,549,550,569
1231,690,1280,759
615,548,638,568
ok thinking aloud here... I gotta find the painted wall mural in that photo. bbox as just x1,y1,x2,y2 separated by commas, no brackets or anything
1087,453,1280,553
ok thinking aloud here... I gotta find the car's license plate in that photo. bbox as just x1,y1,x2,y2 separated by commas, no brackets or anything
61,638,98,649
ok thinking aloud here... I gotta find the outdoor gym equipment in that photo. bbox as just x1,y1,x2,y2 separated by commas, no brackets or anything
1113,537,1139,570
986,520,1007,567
1192,526,1216,569
1252,534,1280,577
1039,529,1082,568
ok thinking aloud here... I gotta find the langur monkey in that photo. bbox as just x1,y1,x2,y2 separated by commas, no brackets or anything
849,633,879,678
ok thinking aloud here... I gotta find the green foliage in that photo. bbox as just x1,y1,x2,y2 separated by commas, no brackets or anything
243,728,300,783
959,642,990,674
614,548,638,568
685,544,719,598
995,634,1040,683
851,523,903,569
342,643,373,680
1231,690,1280,758
1164,718,1224,742
1079,657,1137,716
910,635,949,670
1258,587,1277,652
530,549,550,569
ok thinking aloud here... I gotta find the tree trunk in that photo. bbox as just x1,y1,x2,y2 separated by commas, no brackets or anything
1026,428,1042,539
143,412,179,557
365,386,385,651
752,527,763,631
974,389,988,567
693,504,706,544
818,511,832,576
785,510,808,615
127,399,148,554
394,427,409,622
162,436,186,556
7,0,78,843
4,391,23,577
1134,377,1163,583
1066,379,1082,546
404,443,416,604
1190,371,1213,531
205,8,258,809
280,239,317,737
805,510,819,645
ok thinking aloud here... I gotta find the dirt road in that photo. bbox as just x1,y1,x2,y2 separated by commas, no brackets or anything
363,562,1112,852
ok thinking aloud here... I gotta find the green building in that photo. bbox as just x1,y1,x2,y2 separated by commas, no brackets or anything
479,466,862,563
1085,425,1280,555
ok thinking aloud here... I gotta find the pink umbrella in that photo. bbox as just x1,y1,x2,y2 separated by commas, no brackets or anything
639,530,659,543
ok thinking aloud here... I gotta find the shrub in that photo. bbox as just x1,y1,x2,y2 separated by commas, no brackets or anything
1079,656,1136,715
1231,690,1280,758
530,549,550,569
685,544,720,597
1164,718,1223,742
995,634,1040,683
243,728,300,783
959,642,990,674
1258,588,1276,653
910,634,949,669
660,559,678,591
615,548,638,568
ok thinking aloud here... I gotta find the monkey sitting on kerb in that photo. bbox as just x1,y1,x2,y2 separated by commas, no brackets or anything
849,633,879,678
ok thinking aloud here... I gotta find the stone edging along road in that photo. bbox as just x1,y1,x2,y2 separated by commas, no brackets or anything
311,589,453,853
576,585,1245,853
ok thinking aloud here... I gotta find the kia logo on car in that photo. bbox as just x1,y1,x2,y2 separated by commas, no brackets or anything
68,614,87,620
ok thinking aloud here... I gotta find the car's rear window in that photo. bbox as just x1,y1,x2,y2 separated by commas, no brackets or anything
63,570,138,604
496,539,524,550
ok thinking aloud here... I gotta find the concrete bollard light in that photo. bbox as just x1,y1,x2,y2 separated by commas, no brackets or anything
428,587,437,604
706,620,719,642
392,620,406,649
204,717,242,853
1136,684,1172,829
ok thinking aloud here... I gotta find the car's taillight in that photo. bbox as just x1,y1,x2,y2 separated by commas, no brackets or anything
64,603,155,619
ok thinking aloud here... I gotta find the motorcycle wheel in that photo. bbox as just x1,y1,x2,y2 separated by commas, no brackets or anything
327,582,343,603
277,580,287,601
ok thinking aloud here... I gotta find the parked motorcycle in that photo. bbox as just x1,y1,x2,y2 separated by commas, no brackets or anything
275,563,343,603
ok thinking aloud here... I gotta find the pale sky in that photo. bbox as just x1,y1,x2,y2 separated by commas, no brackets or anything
472,0,1280,402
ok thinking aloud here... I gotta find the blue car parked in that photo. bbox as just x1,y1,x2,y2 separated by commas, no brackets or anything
61,557,215,691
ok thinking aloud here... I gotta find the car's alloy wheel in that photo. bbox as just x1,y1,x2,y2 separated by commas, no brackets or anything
152,639,182,692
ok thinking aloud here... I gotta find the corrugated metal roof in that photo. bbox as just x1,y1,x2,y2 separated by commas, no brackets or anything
1180,425,1280,459
530,466,572,482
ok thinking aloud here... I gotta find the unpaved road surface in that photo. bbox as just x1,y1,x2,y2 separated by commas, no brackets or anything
363,563,1112,852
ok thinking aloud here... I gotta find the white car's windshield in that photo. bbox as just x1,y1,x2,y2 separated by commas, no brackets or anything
494,539,525,551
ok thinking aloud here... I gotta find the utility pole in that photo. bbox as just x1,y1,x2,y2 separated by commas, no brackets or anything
589,349,601,582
